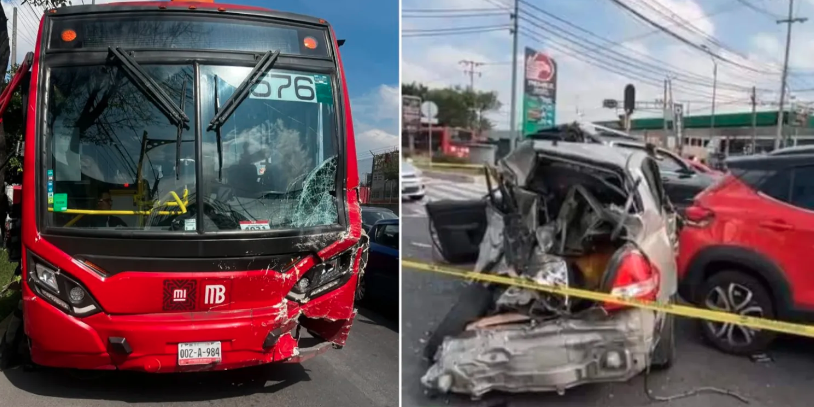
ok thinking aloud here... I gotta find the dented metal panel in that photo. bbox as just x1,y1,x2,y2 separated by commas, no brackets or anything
423,141,678,397
422,308,656,397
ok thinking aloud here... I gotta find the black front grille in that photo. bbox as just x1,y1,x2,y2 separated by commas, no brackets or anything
403,186,419,194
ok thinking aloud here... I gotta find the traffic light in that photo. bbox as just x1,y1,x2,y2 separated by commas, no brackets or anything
624,84,635,114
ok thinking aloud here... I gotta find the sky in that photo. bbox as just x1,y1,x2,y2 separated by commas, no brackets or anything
403,0,814,130
1,0,399,176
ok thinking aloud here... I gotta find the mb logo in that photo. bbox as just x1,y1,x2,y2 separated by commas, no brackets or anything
204,285,226,305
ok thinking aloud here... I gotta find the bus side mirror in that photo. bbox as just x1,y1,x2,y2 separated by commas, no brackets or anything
337,39,345,47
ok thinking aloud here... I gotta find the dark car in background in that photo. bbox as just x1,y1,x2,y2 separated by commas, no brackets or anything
356,218,399,314
609,141,720,212
361,206,398,234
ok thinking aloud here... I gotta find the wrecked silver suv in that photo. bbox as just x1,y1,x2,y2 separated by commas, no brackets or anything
423,140,678,398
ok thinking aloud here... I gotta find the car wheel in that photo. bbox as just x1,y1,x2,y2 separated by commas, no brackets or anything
698,270,776,355
650,313,675,370
355,273,366,303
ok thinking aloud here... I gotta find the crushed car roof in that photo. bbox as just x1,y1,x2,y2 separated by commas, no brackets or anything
501,140,640,188
529,139,638,167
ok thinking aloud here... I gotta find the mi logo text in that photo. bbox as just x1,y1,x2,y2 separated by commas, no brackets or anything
173,289,187,302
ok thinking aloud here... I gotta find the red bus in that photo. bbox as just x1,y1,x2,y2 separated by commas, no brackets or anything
0,0,368,372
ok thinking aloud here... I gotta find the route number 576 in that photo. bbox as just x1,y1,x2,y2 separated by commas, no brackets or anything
250,72,317,104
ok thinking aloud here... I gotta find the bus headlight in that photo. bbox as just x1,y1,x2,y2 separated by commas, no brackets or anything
28,256,102,317
287,247,358,302
34,263,59,293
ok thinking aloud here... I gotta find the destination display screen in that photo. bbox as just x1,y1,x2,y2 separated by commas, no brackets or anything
48,15,330,57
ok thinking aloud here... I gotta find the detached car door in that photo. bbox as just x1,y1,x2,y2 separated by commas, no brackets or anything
426,199,488,264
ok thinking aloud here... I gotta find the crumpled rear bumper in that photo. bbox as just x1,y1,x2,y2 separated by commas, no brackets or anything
421,308,656,397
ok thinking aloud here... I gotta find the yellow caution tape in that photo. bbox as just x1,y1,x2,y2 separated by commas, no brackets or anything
402,258,814,339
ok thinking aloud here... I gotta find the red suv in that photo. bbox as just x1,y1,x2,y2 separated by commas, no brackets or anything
677,153,814,355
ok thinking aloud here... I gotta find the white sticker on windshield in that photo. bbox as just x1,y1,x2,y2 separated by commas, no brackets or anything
184,218,196,231
239,220,271,231
249,72,317,104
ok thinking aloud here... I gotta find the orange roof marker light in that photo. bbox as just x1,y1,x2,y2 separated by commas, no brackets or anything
61,29,77,42
303,36,318,50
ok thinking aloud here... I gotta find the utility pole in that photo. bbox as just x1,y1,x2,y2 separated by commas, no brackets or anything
459,60,484,91
459,60,485,133
669,79,681,154
11,7,16,67
776,0,807,150
662,78,668,144
751,86,757,154
509,0,520,150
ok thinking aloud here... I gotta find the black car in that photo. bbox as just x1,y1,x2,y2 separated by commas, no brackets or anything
356,218,399,314
361,206,397,234
609,141,720,211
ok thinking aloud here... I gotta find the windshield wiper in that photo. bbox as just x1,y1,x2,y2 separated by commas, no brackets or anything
176,80,187,180
208,50,281,132
214,75,223,181
107,47,190,127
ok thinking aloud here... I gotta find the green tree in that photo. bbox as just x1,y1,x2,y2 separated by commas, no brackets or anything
401,82,501,131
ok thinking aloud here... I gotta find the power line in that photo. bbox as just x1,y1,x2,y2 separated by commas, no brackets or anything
402,12,506,19
403,25,509,38
517,27,746,103
402,7,506,13
627,0,757,63
607,0,778,75
517,1,771,94
735,0,783,19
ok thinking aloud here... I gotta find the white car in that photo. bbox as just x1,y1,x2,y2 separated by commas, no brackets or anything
401,160,425,200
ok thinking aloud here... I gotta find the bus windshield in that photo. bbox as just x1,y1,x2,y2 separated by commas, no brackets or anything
45,47,340,234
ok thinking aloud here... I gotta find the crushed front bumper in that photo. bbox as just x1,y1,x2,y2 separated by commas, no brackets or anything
22,272,359,373
421,308,656,397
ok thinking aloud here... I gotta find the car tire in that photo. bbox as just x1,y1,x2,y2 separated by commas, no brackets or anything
698,270,776,355
650,313,675,370
355,273,367,304
423,283,493,361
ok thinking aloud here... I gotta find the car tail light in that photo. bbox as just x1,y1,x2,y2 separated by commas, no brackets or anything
603,249,659,311
684,204,715,227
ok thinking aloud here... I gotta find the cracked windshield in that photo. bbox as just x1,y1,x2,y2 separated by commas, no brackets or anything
46,64,338,232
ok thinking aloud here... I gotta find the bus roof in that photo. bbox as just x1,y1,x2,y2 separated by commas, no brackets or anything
101,1,270,12
49,1,327,27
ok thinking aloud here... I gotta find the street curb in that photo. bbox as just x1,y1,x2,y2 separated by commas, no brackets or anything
423,170,474,184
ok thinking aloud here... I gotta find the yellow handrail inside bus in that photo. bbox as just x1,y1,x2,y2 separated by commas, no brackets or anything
53,187,189,226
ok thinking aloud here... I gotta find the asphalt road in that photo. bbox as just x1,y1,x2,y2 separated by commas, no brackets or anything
402,174,814,407
0,306,398,407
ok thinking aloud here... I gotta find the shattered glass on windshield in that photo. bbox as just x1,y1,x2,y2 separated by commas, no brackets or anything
199,65,340,232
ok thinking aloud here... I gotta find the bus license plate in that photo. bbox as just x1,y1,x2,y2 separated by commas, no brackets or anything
178,341,222,366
